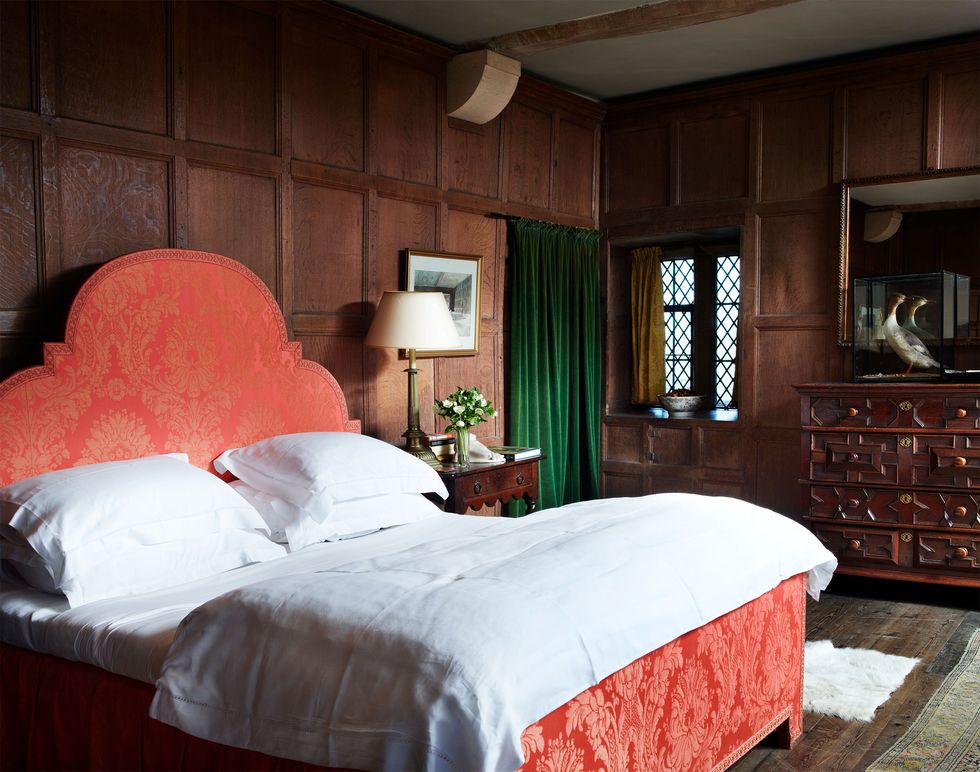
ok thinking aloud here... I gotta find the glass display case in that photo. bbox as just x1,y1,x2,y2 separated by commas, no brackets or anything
852,271,970,381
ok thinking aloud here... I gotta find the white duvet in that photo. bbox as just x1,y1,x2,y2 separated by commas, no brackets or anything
151,494,836,772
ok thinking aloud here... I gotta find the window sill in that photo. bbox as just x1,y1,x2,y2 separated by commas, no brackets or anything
606,406,740,424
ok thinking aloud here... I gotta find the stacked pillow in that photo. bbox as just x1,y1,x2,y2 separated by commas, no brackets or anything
0,454,284,606
214,432,448,551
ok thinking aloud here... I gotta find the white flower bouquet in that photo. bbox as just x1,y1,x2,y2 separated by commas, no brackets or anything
434,387,497,431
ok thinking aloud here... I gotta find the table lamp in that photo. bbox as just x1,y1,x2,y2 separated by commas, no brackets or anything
365,291,460,461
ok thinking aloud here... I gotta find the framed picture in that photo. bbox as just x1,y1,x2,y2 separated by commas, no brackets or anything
405,250,482,356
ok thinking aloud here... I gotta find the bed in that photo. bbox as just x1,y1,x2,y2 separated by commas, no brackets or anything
0,249,834,771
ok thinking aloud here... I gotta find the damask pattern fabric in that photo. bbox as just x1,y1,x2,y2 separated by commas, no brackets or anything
520,573,806,772
0,250,359,487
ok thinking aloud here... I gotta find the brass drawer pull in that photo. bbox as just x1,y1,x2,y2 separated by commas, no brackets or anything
846,539,862,551
953,547,969,560
846,407,859,417
954,408,967,418
846,498,860,509
515,473,525,485
953,506,967,517
473,481,482,494
898,400,913,411
953,456,967,467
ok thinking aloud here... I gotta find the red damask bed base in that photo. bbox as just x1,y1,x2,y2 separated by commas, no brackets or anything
0,250,804,771
1,574,804,771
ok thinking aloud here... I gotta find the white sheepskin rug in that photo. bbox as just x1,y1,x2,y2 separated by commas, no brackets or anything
803,640,919,722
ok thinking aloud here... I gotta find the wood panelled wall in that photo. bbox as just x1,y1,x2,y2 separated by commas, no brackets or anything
0,0,602,448
601,38,980,518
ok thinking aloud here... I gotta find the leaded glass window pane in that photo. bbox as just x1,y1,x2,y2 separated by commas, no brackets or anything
714,255,740,408
662,258,694,392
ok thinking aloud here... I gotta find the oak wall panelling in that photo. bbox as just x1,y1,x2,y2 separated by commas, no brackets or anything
0,0,602,466
602,37,980,519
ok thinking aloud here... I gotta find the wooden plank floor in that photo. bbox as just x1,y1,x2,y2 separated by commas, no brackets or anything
732,576,979,771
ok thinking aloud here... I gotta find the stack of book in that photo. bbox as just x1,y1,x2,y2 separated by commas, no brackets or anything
487,445,541,461
426,433,456,462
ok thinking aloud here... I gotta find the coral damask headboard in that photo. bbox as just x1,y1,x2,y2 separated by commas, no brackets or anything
0,249,359,485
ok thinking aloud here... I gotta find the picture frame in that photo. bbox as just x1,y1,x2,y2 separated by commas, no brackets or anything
405,249,482,357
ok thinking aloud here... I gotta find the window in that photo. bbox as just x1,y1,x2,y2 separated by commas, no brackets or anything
660,246,740,409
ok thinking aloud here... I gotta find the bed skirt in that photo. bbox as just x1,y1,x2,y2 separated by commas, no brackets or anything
0,574,804,771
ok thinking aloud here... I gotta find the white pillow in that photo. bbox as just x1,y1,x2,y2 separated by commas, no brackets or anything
0,454,285,606
214,432,448,522
230,481,444,552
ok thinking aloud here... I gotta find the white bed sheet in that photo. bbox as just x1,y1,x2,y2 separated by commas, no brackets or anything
0,513,464,683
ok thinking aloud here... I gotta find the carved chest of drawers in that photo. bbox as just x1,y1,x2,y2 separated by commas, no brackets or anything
797,383,979,587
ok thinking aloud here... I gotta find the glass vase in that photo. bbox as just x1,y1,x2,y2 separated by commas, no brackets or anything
453,428,471,465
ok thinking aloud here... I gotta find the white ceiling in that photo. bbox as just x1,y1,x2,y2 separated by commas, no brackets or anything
332,0,980,99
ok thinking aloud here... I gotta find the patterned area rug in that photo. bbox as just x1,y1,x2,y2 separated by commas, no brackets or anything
867,628,980,771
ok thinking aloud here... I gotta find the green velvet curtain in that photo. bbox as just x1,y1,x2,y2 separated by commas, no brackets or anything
508,218,601,512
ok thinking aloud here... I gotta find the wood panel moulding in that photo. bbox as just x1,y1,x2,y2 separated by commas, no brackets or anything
649,426,692,466
506,100,553,210
58,144,171,273
757,207,835,315
292,182,366,315
680,113,749,203
446,116,501,199
187,165,278,294
755,439,802,517
939,67,980,169
436,336,503,441
602,469,646,498
0,0,33,112
289,19,365,172
51,0,168,136
605,126,669,213
845,78,925,178
760,93,833,201
555,118,597,219
753,328,834,428
186,1,278,154
374,56,438,186
0,134,40,310
373,195,437,299
604,422,646,464
701,427,746,471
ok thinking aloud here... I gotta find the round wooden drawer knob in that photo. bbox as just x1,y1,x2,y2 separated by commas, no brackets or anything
953,457,967,467
848,453,859,462
846,498,860,509
954,506,968,517
953,547,969,560
846,539,862,551
847,407,859,417
955,408,967,418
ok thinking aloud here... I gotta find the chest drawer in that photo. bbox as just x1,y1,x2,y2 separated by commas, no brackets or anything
808,395,979,430
810,523,902,567
915,531,979,575
807,431,980,488
807,486,980,528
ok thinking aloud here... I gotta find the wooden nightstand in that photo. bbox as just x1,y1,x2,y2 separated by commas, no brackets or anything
435,457,540,515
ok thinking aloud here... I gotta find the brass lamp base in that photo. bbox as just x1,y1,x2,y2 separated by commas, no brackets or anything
403,427,437,463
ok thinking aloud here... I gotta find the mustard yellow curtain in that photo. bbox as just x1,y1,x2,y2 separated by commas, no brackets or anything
631,246,665,404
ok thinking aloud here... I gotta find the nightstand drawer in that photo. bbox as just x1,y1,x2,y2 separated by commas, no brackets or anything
915,532,979,574
437,458,540,515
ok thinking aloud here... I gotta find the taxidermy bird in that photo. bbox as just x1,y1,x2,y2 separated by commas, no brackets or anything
901,296,934,340
884,293,940,374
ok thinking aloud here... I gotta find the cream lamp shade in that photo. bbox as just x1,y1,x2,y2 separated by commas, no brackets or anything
365,291,460,351
366,291,460,462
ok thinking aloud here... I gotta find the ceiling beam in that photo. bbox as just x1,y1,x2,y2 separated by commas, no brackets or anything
487,0,806,58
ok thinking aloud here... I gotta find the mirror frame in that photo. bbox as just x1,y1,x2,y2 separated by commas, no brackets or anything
837,165,980,346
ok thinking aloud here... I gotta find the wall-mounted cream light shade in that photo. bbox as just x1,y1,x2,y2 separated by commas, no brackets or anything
863,209,903,243
447,49,521,125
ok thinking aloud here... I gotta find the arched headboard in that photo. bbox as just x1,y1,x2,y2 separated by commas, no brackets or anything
0,249,359,485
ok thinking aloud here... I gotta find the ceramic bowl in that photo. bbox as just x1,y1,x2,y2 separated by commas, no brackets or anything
658,394,705,414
